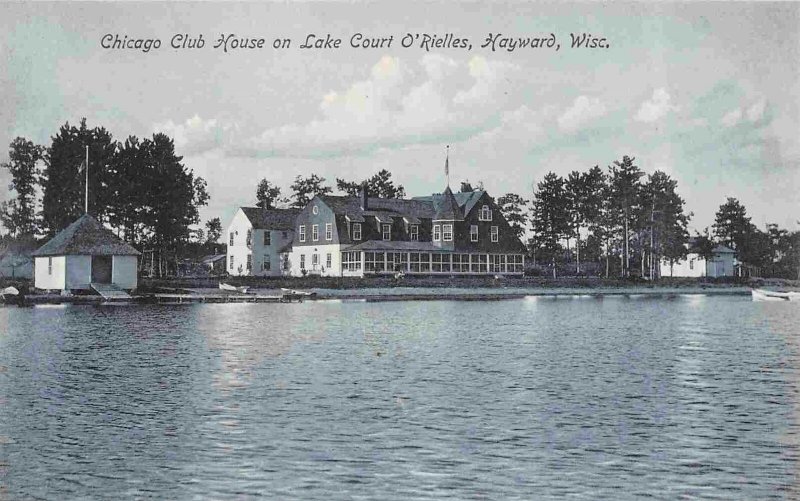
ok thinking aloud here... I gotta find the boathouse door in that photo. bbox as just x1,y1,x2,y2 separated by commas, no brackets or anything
91,255,112,283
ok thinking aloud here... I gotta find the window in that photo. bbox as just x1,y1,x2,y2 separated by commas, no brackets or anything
480,205,493,221
229,232,234,246
300,254,306,269
433,224,441,241
689,259,695,270
382,224,391,241
508,255,523,273
263,254,271,271
246,229,252,247
299,225,306,242
491,226,499,242
470,225,478,242
48,257,52,275
282,254,290,271
263,231,271,246
229,255,234,269
352,223,362,241
443,224,453,242
410,225,419,241
246,254,252,271
326,253,332,269
342,251,362,272
432,253,445,272
453,254,470,272
471,254,488,273
389,252,407,272
410,252,431,273
312,224,319,242
312,205,319,215
325,223,332,241
364,252,387,272
489,254,502,273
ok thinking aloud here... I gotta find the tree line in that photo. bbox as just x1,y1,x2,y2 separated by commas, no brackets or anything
0,119,210,276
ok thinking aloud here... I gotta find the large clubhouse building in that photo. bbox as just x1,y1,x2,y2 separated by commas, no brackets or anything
226,185,526,278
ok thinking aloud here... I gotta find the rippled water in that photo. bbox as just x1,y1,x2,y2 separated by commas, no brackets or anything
1,295,798,500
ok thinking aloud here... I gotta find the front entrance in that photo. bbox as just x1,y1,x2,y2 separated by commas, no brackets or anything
91,255,113,283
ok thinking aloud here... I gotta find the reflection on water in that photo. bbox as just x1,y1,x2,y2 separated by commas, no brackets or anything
0,296,798,500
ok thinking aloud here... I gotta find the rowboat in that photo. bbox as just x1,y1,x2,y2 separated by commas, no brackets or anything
219,283,250,294
751,288,800,302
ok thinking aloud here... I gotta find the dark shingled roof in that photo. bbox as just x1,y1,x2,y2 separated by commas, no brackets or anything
319,195,436,221
240,207,301,230
413,189,485,219
33,214,141,257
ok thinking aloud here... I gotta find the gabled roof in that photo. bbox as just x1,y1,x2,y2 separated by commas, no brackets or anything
32,214,140,257
240,207,300,230
413,189,486,219
432,186,464,220
319,195,435,221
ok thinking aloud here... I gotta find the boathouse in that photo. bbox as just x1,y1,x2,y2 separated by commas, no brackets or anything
32,214,141,291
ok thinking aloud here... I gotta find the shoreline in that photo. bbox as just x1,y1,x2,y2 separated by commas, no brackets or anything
4,284,757,305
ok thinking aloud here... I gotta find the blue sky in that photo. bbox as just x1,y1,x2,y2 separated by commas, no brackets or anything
0,1,797,233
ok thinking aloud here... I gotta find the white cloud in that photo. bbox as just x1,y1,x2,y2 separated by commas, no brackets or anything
720,108,742,127
634,88,678,123
557,95,607,133
152,114,236,155
237,55,522,157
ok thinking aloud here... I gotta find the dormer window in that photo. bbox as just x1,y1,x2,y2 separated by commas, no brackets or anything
410,225,419,241
443,224,453,242
479,205,493,221
382,224,391,241
352,223,362,241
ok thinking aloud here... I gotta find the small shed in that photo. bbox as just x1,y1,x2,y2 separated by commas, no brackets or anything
32,214,141,291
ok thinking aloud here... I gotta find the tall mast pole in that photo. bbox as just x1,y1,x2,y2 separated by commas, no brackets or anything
84,145,89,214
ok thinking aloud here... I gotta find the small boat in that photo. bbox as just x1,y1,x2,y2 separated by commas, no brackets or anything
219,283,250,294
0,286,23,306
1,286,19,297
752,288,800,302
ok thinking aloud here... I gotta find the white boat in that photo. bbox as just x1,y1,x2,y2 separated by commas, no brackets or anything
219,283,250,294
752,288,800,302
1,286,19,297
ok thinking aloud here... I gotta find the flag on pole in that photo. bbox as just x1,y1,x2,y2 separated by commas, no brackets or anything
445,145,449,177
77,158,87,174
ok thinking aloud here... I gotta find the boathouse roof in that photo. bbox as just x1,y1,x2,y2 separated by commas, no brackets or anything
32,214,141,257
240,207,301,231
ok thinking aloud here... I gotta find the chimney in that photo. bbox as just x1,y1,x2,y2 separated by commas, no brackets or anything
360,182,368,210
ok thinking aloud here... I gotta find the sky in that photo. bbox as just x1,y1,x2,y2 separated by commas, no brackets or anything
0,1,798,234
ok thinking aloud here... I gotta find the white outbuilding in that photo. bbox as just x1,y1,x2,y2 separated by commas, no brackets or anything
32,214,141,292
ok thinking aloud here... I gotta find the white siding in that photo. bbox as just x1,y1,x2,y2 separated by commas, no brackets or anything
289,244,343,277
226,209,253,276
65,255,92,289
34,256,66,290
660,253,706,278
112,255,138,289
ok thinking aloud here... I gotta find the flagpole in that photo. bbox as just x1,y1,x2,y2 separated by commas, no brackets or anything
445,145,450,187
84,145,89,214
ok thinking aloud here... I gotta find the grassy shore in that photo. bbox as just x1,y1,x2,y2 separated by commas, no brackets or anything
3,276,797,301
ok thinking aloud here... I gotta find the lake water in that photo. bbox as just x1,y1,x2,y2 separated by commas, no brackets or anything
1,295,798,500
